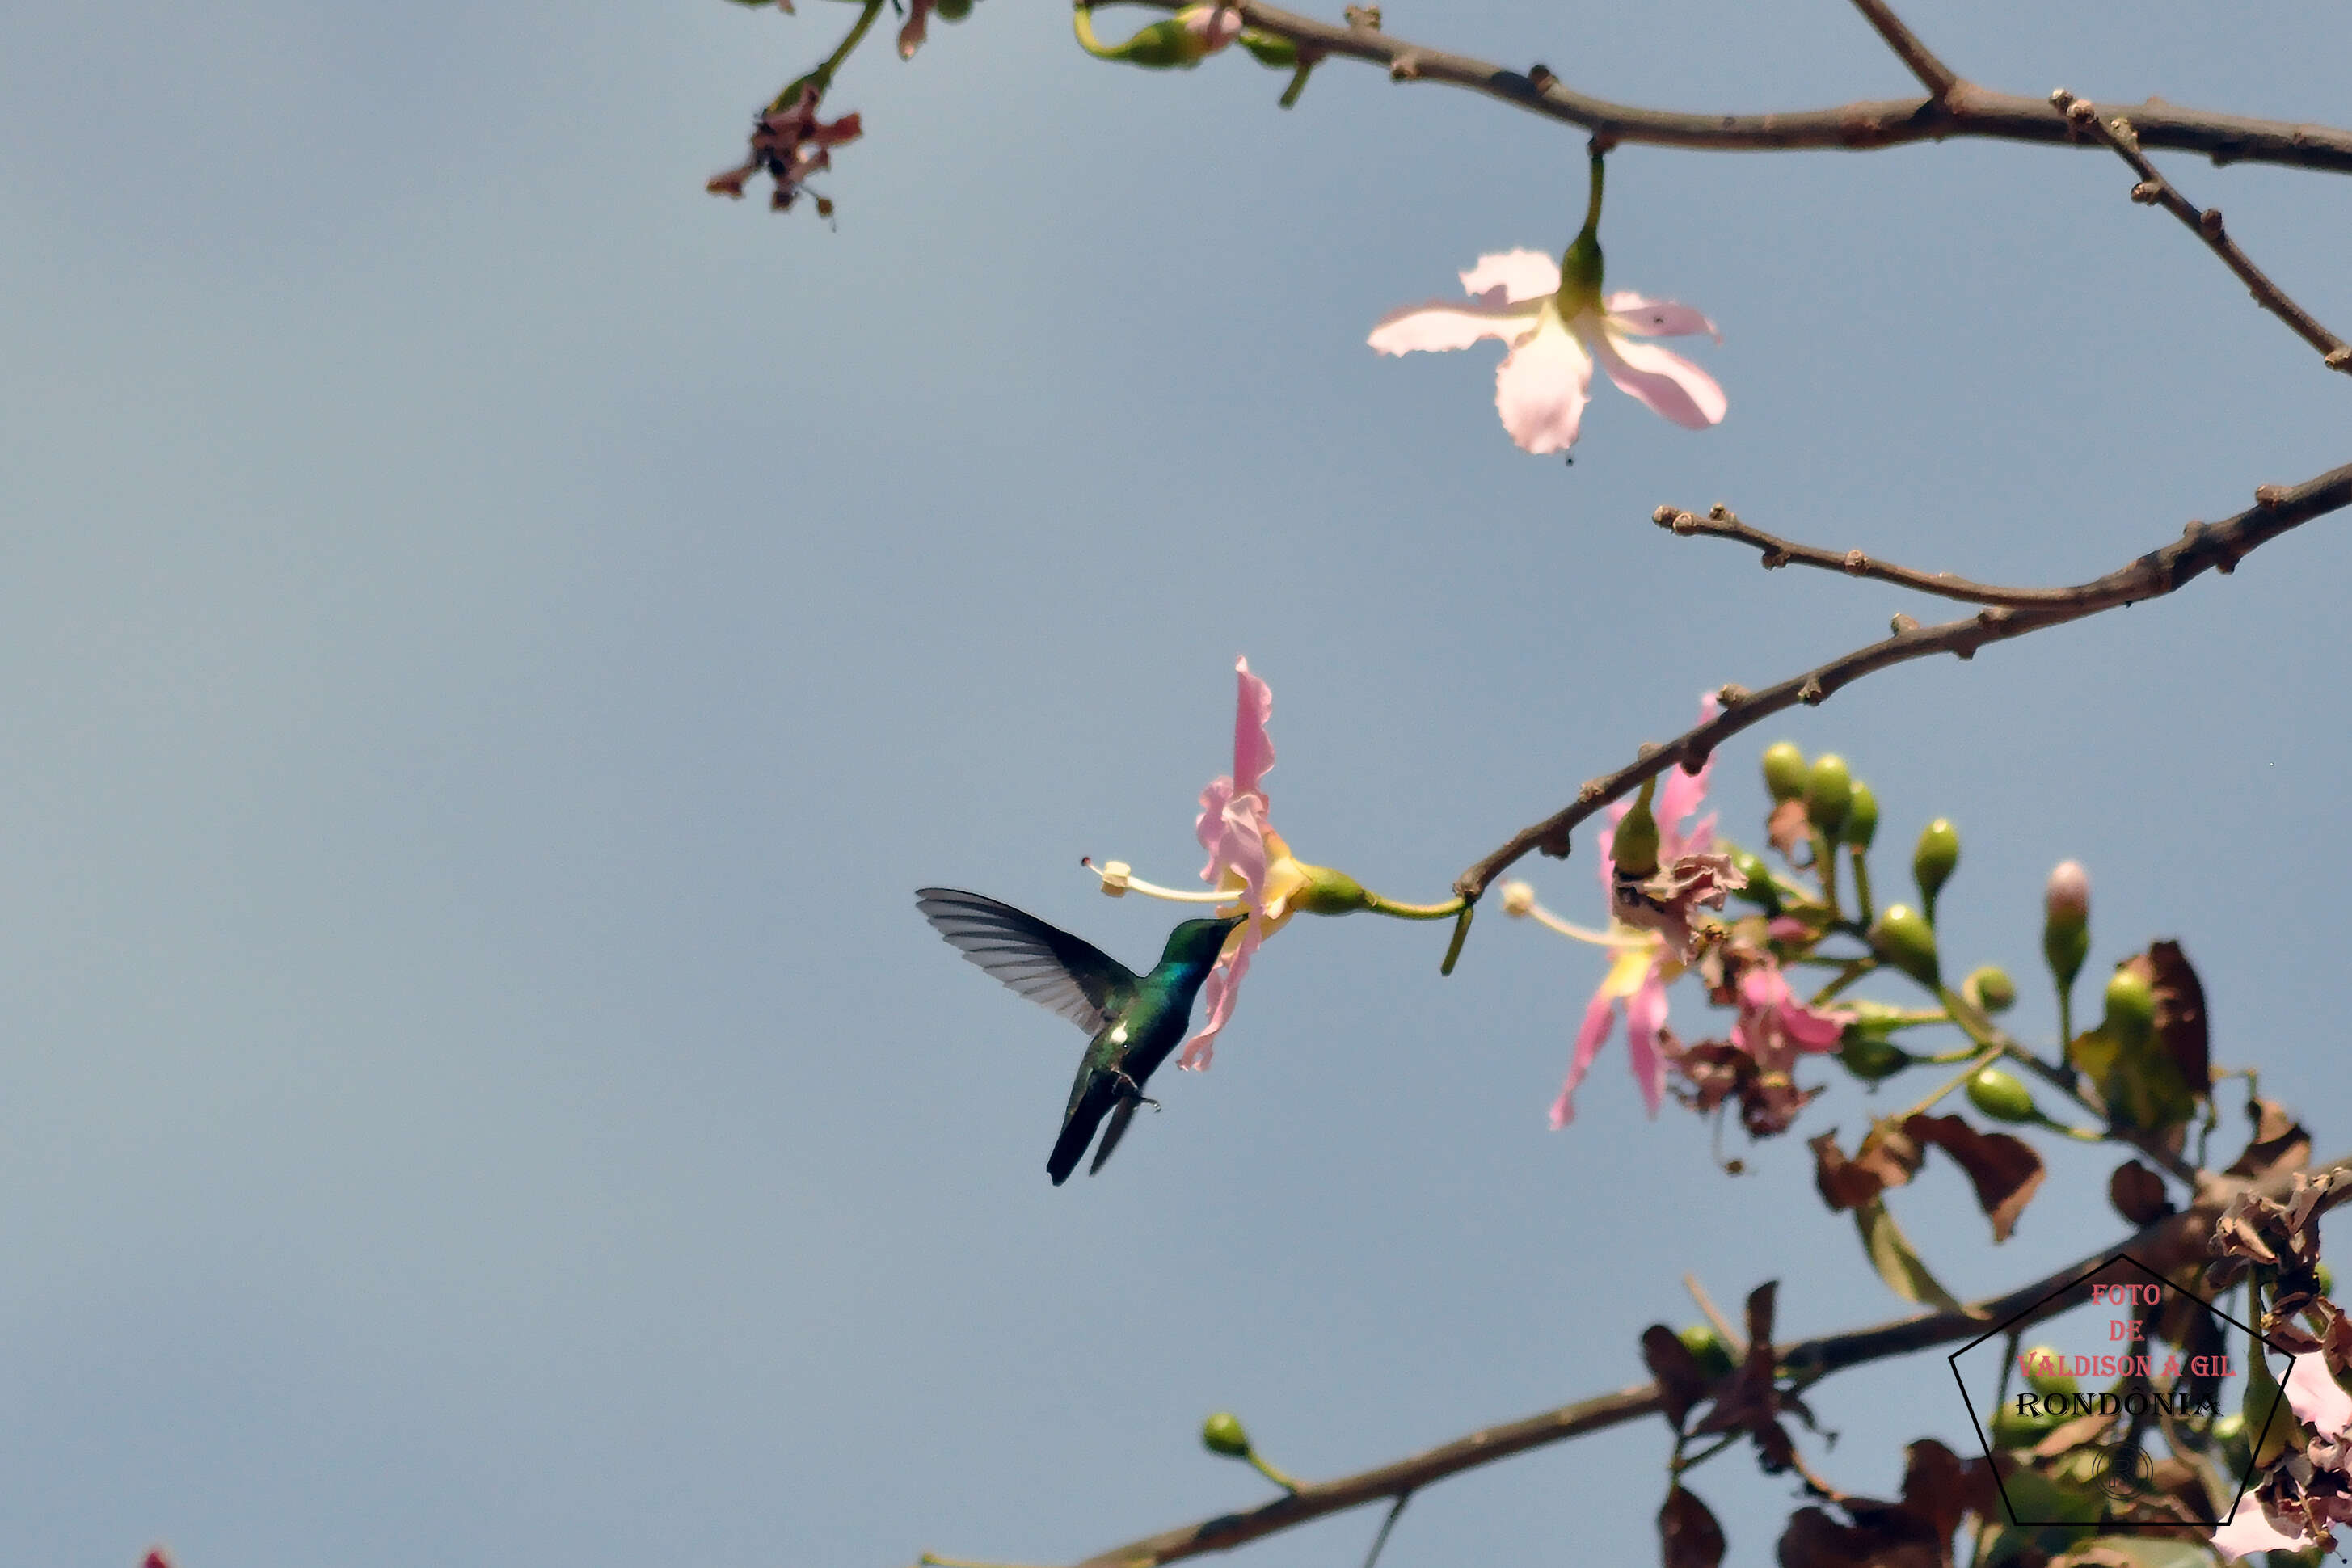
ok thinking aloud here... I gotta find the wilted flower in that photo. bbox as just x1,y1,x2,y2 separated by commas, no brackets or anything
707,81,864,213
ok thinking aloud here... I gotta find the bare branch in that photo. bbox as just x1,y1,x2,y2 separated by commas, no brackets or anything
2053,90,2352,375
1452,458,2352,901
1844,0,1959,100
1098,0,2352,175
1653,504,2073,609
1044,1153,2352,1568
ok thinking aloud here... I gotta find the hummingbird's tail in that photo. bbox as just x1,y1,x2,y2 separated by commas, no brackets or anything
1047,1081,1118,1186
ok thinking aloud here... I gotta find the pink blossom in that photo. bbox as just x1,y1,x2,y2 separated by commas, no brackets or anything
1181,657,1300,1072
1729,962,1849,1074
1551,697,1721,1127
1368,251,1724,455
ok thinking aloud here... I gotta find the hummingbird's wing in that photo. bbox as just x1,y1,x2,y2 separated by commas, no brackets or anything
915,888,1139,1035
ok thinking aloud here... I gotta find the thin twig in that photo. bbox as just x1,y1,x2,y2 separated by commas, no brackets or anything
1655,504,2080,608
1094,0,2352,175
1359,1492,1410,1568
1844,0,1959,100
1043,1153,2352,1568
1452,458,2352,900
2053,90,2352,375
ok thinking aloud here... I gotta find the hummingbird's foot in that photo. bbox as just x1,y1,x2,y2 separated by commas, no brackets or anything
1110,1070,1161,1111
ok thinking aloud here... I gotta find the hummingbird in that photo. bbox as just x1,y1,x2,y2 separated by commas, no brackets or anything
915,888,1246,1185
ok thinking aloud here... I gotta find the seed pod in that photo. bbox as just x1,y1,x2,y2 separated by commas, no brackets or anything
1837,1034,1912,1081
1963,965,2017,1014
1761,741,1807,803
1201,1411,1251,1458
1840,782,1878,849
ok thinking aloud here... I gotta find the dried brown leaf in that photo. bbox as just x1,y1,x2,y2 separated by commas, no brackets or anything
2140,941,2211,1098
1660,1485,1728,1568
2224,1097,2310,1182
2105,1159,2173,1226
1904,1113,2047,1243
1642,1324,1709,1431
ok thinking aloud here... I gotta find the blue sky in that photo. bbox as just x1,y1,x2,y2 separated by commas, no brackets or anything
2,2,2349,1564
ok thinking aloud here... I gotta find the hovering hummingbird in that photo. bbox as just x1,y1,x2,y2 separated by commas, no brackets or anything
915,888,1246,1185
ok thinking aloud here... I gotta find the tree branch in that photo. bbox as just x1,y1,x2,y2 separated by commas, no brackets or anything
1099,0,2352,175
1037,1153,2352,1568
2053,90,2352,375
1844,0,1958,101
1651,504,2081,609
1451,458,2352,901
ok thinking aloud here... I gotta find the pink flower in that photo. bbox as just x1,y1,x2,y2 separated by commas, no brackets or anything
1368,250,1725,455
1549,698,1721,1127
706,82,864,213
2211,1353,2352,1559
1729,963,1849,1075
1181,657,1305,1072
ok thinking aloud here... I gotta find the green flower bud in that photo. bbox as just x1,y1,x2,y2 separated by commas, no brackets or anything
1614,778,1661,879
1912,819,1959,915
1727,847,1781,913
935,0,974,18
1869,903,1940,987
1761,741,1807,803
2021,1345,2078,1396
1676,1324,1737,1380
1803,754,1852,838
2320,1262,2336,1298
1840,781,1878,849
2042,861,2090,992
1837,1034,1912,1081
1966,1066,2037,1124
1989,1405,2063,1449
2210,1412,2246,1445
1963,965,2017,1014
1073,6,1224,67
2102,966,2156,1052
1201,1411,1251,1458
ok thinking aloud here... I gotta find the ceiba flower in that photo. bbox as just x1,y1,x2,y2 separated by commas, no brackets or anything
1368,149,1724,455
1085,658,1461,1070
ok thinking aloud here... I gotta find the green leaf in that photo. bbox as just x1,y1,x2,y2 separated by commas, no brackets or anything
1853,1197,1974,1313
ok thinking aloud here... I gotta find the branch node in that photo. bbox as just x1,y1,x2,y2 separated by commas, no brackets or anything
1637,741,1662,761
2198,206,2226,238
1652,504,1677,527
1342,4,1381,28
2130,179,2163,204
1843,549,1869,574
2255,484,2288,507
1680,745,1711,776
1388,53,1421,81
2328,347,2352,372
1798,676,1827,706
1526,63,1557,92
1578,778,1608,804
1717,683,1751,707
1890,613,1920,634
1708,502,1734,522
1761,549,1791,570
1673,511,1699,536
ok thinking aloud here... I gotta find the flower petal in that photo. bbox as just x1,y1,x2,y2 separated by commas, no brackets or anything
1625,973,1670,1116
1179,926,1258,1070
1230,655,1275,800
1368,298,1541,356
1553,985,1616,1129
1461,249,1562,306
1655,695,1722,846
1605,292,1722,343
1197,785,1269,891
1177,2,1242,51
2286,1352,2352,1439
1589,325,1726,431
2211,1502,2312,1560
1494,310,1593,455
